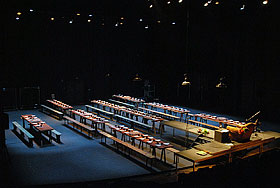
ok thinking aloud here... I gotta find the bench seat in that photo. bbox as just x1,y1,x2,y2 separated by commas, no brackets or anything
40,104,63,120
12,121,34,147
63,116,95,137
51,129,62,143
114,114,152,131
166,147,180,163
85,105,114,119
108,99,135,108
99,130,155,167
138,107,180,121
187,119,219,130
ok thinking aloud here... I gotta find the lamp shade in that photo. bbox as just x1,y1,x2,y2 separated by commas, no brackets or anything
182,74,191,86
133,74,142,81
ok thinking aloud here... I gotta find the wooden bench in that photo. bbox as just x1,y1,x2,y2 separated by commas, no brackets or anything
187,119,219,130
99,130,155,167
85,105,114,120
63,116,95,137
139,107,180,121
108,99,135,108
114,114,152,131
12,121,34,147
51,129,62,143
40,104,63,120
166,147,180,164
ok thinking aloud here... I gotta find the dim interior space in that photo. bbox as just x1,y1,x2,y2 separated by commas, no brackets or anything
1,0,280,187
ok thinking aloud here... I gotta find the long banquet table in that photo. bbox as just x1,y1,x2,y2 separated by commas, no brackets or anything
106,123,173,162
112,94,145,107
71,109,109,132
47,99,73,115
21,114,54,145
144,102,190,121
91,100,125,114
194,113,246,128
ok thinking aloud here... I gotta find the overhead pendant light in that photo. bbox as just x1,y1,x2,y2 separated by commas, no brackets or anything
216,77,227,88
262,0,268,5
182,74,191,86
133,74,142,82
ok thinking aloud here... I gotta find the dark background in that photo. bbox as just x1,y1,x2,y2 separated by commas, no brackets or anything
1,0,279,122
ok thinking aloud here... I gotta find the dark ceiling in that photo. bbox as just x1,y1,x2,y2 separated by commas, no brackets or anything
2,0,280,121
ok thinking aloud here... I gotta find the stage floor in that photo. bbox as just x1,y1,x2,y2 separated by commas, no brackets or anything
3,105,280,186
4,107,151,186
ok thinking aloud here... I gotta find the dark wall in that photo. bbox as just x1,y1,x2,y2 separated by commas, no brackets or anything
2,0,280,122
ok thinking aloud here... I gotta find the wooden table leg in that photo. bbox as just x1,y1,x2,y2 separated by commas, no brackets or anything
152,147,156,157
229,153,232,163
22,119,25,128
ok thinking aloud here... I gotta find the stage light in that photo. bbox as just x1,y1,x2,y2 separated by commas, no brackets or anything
50,17,55,21
76,13,80,16
172,22,176,25
139,18,143,22
89,14,93,17
157,20,161,23
121,17,124,20
215,1,219,5
149,4,153,8
120,22,123,25
179,0,183,3
145,25,149,29
115,23,118,27
263,0,268,5
167,1,171,4
204,2,209,6
88,19,91,23
240,5,245,10
29,9,34,12
69,20,73,24
16,17,20,20
17,12,22,16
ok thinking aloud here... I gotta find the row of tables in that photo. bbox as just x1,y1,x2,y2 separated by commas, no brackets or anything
106,123,173,162
144,101,245,128
194,113,246,128
71,109,109,131
92,100,165,129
